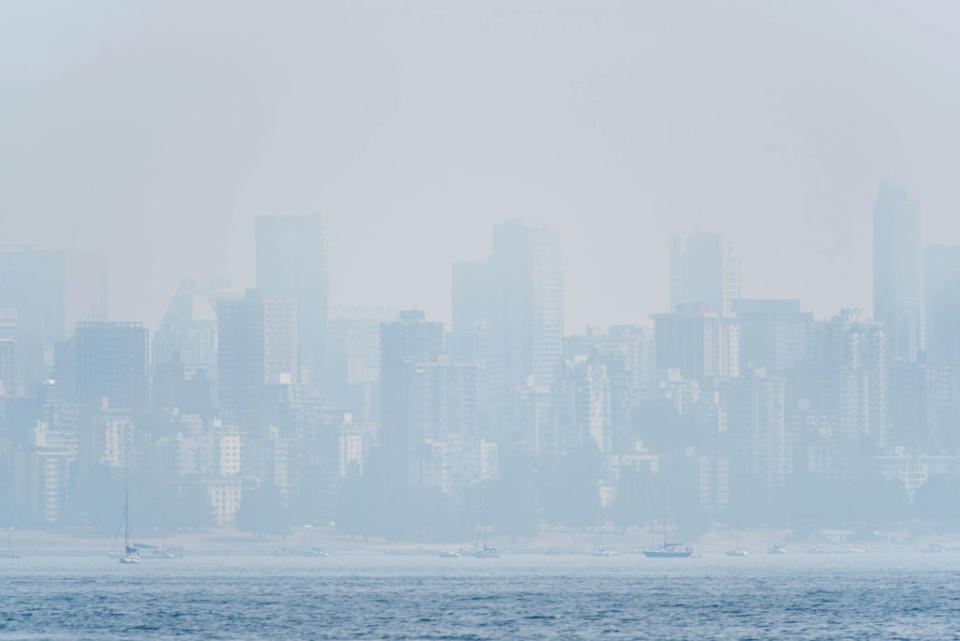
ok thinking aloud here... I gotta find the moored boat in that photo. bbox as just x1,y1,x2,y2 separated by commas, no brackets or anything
118,482,140,565
643,542,694,558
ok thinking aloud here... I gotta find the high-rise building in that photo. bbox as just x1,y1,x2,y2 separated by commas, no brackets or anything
217,290,298,424
413,356,483,494
721,370,786,507
924,245,960,365
652,304,740,381
451,220,564,449
255,214,328,386
0,308,18,394
0,339,15,395
0,249,108,385
417,357,480,445
732,299,814,373
379,310,443,477
526,226,565,389
888,362,957,450
873,180,921,363
669,231,740,314
813,310,887,451
74,322,148,412
548,355,612,459
152,278,218,367
324,307,398,423
0,308,17,342
260,387,347,523
451,261,494,362
598,325,656,390
151,279,218,414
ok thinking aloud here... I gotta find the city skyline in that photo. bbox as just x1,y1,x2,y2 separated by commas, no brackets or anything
3,194,960,532
0,178,944,338
0,178,949,337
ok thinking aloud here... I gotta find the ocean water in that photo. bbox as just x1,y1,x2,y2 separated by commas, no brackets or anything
2,552,959,640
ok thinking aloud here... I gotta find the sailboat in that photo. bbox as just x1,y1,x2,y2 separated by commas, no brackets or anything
119,483,140,564
463,514,500,558
642,491,693,558
275,526,330,557
725,530,748,557
591,514,616,556
0,527,20,559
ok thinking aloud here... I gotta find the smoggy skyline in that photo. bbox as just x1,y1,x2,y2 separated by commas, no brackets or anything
3,1,960,331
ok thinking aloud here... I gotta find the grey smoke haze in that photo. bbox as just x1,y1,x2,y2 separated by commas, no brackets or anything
2,0,960,330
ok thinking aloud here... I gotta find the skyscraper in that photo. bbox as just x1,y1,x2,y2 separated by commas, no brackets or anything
488,220,564,391
814,310,887,450
413,356,483,494
548,355,612,459
255,214,328,386
451,261,494,362
669,231,740,314
0,308,17,394
652,304,740,381
379,310,443,479
732,299,814,373
324,306,398,423
924,245,960,365
74,321,148,412
217,290,298,424
152,278,218,367
720,370,786,507
873,180,921,363
151,279,218,415
452,220,564,449
0,249,108,385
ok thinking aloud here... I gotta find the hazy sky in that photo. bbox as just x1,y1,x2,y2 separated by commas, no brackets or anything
2,0,960,332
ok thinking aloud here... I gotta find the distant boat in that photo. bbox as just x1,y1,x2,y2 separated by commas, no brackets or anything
0,528,20,559
923,543,945,554
768,543,786,555
834,546,864,554
438,550,460,558
642,491,693,558
118,483,140,565
806,546,830,554
726,531,748,557
643,542,694,558
277,526,331,557
464,513,500,558
591,546,617,557
460,546,501,558
275,544,329,557
591,513,617,557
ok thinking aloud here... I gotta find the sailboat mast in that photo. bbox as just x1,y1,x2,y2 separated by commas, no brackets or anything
123,481,129,550
661,488,666,548
480,506,488,549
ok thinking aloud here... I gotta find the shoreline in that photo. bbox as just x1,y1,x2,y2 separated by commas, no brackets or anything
2,525,954,557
